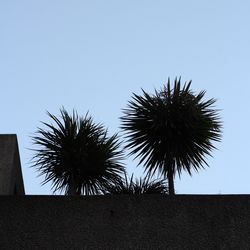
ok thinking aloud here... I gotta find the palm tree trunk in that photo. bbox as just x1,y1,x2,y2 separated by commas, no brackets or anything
166,161,175,196
67,178,78,195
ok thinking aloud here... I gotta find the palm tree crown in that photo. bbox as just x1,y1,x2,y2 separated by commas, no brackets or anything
121,78,222,195
104,173,168,195
31,108,124,195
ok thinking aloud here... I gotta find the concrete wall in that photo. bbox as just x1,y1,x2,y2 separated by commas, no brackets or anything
0,135,25,195
0,195,250,250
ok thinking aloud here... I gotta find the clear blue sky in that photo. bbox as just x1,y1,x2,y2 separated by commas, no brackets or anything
1,1,249,194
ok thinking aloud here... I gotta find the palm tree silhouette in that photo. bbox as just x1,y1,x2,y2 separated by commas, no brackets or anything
31,108,124,195
121,78,222,195
104,172,168,194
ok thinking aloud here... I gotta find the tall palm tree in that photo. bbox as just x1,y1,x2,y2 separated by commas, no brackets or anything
121,78,222,195
31,108,124,195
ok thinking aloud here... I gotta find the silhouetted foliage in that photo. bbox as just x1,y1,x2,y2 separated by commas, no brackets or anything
121,78,222,195
31,108,124,195
104,173,168,194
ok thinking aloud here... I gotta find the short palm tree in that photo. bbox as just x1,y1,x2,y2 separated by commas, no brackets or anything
31,108,125,195
104,172,168,194
121,78,222,195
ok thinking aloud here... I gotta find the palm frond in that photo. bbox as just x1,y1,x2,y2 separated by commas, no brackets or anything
104,173,168,194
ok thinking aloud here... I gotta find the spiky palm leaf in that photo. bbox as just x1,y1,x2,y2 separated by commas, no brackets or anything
121,78,222,195
31,108,124,195
104,173,168,194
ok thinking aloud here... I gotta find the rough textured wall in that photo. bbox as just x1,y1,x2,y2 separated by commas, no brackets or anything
0,195,250,250
0,135,25,195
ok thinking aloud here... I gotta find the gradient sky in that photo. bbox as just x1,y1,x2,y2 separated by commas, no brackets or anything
1,1,249,194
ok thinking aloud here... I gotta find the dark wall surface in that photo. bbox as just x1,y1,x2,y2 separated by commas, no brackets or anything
0,135,25,195
0,195,250,250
